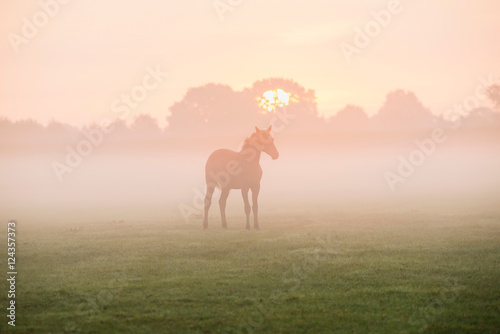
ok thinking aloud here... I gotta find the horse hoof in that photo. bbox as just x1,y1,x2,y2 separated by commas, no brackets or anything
245,225,250,230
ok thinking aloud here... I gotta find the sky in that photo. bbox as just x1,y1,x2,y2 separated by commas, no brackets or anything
1,0,499,127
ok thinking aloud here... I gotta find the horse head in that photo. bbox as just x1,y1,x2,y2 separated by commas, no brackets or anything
254,125,279,160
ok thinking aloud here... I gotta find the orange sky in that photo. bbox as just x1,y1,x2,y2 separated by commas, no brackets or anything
1,0,499,127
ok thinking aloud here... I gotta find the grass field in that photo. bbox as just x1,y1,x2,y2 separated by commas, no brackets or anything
1,207,499,333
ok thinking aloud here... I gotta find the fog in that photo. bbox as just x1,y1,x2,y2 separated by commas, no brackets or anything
2,121,499,227
2,81,500,226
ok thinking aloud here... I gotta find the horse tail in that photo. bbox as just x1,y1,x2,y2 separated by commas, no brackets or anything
205,171,222,189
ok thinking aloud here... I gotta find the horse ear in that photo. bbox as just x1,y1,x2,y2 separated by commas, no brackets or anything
255,126,260,132
267,125,272,132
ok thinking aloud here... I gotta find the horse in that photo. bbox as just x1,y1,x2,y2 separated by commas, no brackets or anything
203,126,279,230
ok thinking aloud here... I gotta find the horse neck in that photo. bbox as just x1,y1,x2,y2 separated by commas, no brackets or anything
253,149,261,164
240,146,262,164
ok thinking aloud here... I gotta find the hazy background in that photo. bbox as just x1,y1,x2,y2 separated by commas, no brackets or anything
1,0,500,125
1,78,500,225
1,1,500,226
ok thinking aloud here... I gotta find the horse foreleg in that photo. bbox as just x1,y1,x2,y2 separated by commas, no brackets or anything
203,183,215,229
251,184,260,230
242,188,251,230
219,188,230,229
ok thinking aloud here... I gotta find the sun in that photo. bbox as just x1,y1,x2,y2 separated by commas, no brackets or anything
259,89,291,113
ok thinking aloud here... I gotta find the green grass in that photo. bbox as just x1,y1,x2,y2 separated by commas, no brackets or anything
1,209,499,333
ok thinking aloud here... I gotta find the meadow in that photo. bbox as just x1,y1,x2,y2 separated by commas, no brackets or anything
1,204,499,333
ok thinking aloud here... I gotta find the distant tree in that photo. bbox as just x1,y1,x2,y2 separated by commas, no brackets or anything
487,84,500,109
15,119,45,135
166,78,324,137
461,107,500,128
0,118,14,144
167,84,255,137
46,120,79,143
104,118,132,141
0,118,14,131
246,78,324,133
328,105,369,131
3,118,45,144
374,90,436,129
1,118,81,147
131,114,162,139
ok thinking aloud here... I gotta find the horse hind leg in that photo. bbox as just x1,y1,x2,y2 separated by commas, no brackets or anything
203,183,215,229
241,188,251,230
219,188,230,229
251,184,260,230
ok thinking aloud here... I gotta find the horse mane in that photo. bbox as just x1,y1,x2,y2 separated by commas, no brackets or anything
240,133,257,152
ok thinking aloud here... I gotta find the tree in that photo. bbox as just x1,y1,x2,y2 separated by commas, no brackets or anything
166,78,324,137
102,118,132,142
374,90,436,129
2,118,45,144
461,107,500,128
246,78,324,133
166,84,256,137
328,105,369,131
487,84,500,109
45,120,79,143
131,114,162,139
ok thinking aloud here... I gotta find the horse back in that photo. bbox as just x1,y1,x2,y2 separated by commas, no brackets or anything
205,149,262,189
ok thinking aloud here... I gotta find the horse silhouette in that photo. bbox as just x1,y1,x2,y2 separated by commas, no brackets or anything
203,126,279,229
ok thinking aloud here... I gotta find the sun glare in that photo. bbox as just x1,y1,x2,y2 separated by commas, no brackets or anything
259,89,291,113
